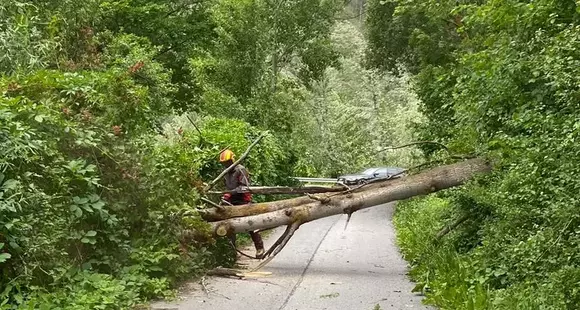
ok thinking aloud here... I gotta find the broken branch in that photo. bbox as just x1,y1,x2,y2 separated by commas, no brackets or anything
209,185,347,196
435,214,470,239
207,267,272,279
201,197,225,212
186,114,204,146
344,212,353,230
379,141,449,152
262,224,293,258
229,239,259,259
252,221,301,271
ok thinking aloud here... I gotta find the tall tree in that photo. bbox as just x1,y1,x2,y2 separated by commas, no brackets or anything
293,20,423,176
99,0,216,111
192,0,342,128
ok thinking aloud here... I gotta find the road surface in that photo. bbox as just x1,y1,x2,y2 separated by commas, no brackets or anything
151,203,432,310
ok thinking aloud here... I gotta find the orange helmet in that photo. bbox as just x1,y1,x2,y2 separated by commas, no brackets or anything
219,149,235,162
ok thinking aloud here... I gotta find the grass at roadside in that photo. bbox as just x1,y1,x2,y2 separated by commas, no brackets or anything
393,197,489,309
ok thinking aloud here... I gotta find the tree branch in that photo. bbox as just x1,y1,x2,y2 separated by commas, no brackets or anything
378,141,449,152
252,221,301,271
186,114,204,146
229,239,259,260
262,224,293,258
207,267,272,279
209,185,347,196
435,214,469,239
201,197,225,212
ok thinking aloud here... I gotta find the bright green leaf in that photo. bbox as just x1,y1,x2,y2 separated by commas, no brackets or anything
0,253,11,263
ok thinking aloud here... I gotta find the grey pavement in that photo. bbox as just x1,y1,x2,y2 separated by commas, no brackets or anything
151,203,432,310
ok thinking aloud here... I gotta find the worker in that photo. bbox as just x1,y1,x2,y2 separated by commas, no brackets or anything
219,149,265,258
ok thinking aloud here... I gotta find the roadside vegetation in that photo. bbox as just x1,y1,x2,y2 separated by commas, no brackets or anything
367,0,580,308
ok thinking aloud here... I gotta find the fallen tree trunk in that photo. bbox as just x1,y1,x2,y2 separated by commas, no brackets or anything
208,185,346,196
211,158,491,236
200,178,399,221
199,195,315,222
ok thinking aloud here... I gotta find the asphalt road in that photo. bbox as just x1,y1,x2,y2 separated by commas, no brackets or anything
151,203,432,310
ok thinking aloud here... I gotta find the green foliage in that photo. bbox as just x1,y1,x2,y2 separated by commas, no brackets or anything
0,1,305,305
157,115,296,196
394,197,490,309
0,0,426,308
0,1,60,73
98,0,216,110
0,62,210,307
0,63,291,306
370,0,580,308
191,0,342,128
293,20,424,177
365,0,473,75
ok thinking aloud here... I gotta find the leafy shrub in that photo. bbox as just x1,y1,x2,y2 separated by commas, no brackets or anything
369,0,580,308
0,22,302,307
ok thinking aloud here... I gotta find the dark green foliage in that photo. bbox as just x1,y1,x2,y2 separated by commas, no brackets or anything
0,66,292,307
368,0,580,308
365,0,473,75
0,0,335,307
1,69,203,308
191,0,342,126
98,0,217,111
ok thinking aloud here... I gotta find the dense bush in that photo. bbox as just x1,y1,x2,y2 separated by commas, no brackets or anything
0,66,295,307
368,0,580,308
0,1,308,308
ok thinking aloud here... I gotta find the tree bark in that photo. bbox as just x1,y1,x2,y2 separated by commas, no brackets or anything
200,178,400,222
210,158,491,236
199,196,315,222
206,267,272,278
